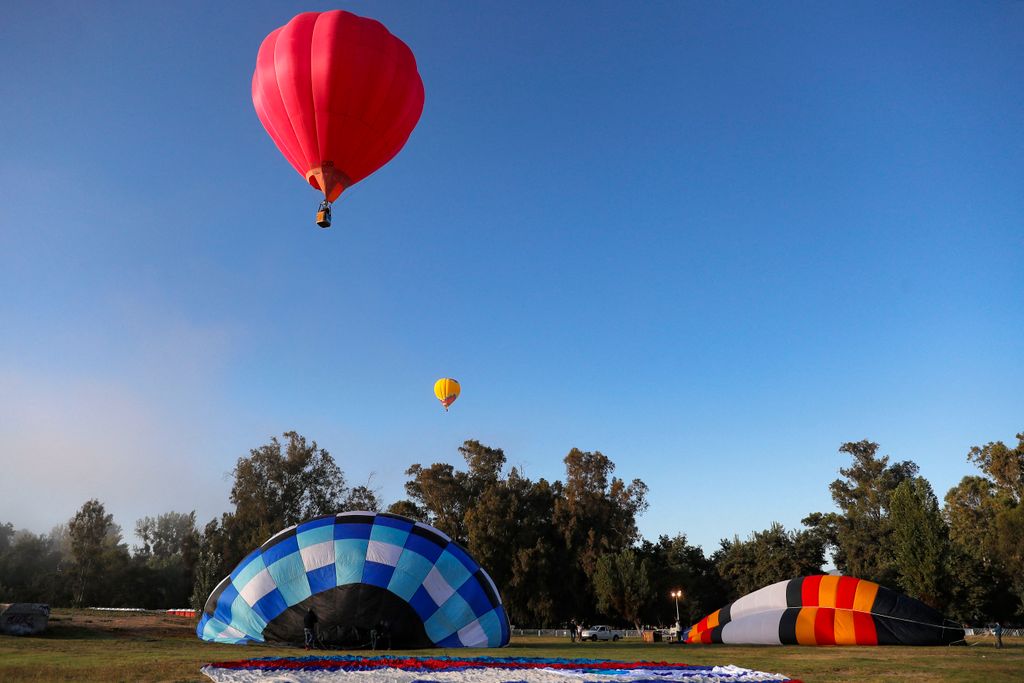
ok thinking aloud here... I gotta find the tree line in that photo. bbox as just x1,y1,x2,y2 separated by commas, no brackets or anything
2,430,1021,627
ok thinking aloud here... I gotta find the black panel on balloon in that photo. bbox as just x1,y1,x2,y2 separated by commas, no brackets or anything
262,584,433,649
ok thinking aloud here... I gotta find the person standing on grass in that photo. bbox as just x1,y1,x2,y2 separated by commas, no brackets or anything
994,622,1003,649
304,608,319,650
569,619,577,643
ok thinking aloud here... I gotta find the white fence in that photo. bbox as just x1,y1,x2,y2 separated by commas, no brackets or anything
964,628,1023,637
511,628,643,638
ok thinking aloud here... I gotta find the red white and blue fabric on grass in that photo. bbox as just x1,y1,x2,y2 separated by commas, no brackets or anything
200,655,801,682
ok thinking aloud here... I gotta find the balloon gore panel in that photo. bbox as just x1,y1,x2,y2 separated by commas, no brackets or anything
197,512,509,648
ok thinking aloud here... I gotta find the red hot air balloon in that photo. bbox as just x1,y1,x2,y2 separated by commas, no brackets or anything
252,11,425,228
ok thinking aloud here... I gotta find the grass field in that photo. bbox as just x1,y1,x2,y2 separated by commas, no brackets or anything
0,609,1020,682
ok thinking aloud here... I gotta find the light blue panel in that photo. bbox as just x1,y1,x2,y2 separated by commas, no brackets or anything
201,616,227,641
297,525,334,548
232,555,267,592
268,553,312,606
267,549,306,583
435,550,471,589
388,552,434,600
335,538,368,586
438,592,475,633
477,609,502,647
369,523,409,548
231,592,267,638
423,605,458,644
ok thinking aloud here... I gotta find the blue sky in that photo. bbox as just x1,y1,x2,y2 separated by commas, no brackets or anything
1,1,1021,555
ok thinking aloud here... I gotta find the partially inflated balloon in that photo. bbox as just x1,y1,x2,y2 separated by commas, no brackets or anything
685,575,964,646
434,378,460,411
196,512,510,648
252,11,424,203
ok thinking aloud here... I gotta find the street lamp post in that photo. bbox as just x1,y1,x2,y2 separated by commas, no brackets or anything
670,589,683,627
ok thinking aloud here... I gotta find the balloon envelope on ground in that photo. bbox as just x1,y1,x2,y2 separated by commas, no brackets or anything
197,512,509,648
685,575,964,646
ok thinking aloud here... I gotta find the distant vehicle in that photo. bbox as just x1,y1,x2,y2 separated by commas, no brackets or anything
580,625,624,642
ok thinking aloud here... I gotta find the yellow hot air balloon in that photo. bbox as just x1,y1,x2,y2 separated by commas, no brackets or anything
434,378,460,411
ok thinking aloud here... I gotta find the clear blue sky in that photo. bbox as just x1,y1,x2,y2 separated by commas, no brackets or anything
2,1,1021,555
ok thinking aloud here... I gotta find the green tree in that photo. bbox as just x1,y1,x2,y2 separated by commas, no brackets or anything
0,527,65,604
890,478,948,609
944,476,1002,567
714,522,825,600
230,431,351,551
639,534,725,627
67,499,130,607
825,440,918,586
467,469,565,627
345,484,381,512
402,462,470,540
553,448,648,619
385,499,425,521
967,433,1024,502
134,511,200,608
944,432,1024,619
594,548,653,633
190,516,231,614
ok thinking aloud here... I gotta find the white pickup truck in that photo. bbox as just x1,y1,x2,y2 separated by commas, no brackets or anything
580,625,624,641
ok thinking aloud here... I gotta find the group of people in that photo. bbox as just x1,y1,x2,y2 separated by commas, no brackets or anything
567,619,584,642
302,608,394,650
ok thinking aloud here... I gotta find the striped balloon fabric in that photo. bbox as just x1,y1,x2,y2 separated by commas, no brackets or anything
197,512,509,648
685,575,964,646
200,655,801,682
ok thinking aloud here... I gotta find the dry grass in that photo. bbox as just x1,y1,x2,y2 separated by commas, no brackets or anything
0,609,1020,682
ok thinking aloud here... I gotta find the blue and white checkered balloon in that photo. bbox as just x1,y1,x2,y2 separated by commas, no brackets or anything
197,512,510,648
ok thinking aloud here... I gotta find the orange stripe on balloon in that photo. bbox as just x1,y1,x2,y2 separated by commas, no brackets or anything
795,607,818,645
852,579,879,614
706,610,720,630
833,608,858,645
818,575,840,608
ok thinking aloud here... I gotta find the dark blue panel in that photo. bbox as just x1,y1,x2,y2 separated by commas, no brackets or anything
335,512,376,525
261,534,300,566
436,632,463,648
404,531,443,563
409,584,440,622
457,579,493,619
334,522,372,541
306,565,336,595
297,515,335,533
474,569,500,609
410,523,449,547
374,514,414,533
445,541,479,573
252,588,289,623
361,560,395,588
213,583,239,625
260,527,296,552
